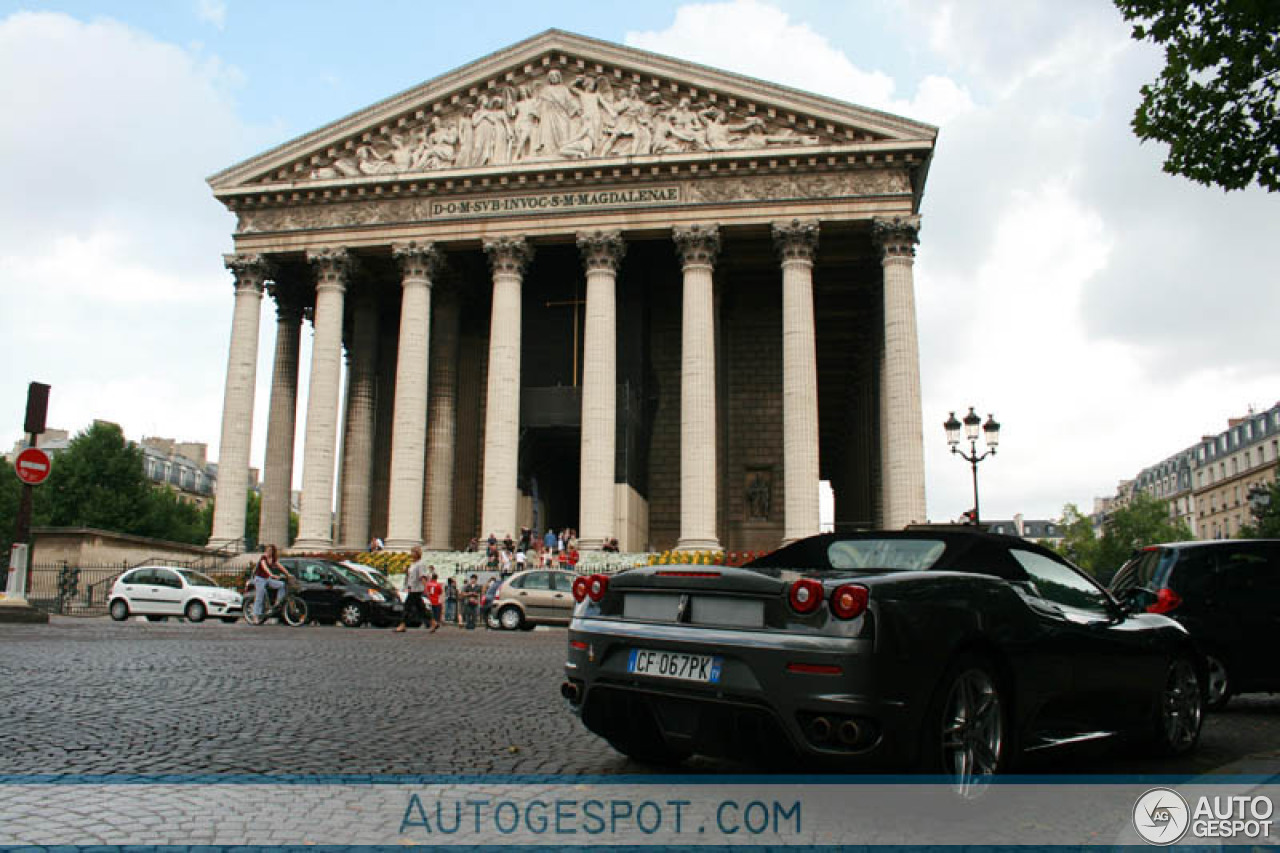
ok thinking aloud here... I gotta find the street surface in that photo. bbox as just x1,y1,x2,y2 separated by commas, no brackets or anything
1,618,1277,777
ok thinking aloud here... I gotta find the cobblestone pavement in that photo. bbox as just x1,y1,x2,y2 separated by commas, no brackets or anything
1,617,1277,777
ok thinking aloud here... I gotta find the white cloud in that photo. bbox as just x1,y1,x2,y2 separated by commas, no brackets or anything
626,0,974,126
197,0,227,30
637,0,1280,521
0,11,270,459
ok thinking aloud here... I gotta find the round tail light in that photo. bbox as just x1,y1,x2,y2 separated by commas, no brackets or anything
788,578,824,614
572,575,589,603
587,574,609,602
829,584,869,620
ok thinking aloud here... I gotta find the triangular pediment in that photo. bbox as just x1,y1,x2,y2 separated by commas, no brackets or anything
209,29,936,194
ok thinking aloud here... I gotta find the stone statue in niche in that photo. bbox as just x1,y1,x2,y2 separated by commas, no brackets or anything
301,65,838,181
746,471,772,521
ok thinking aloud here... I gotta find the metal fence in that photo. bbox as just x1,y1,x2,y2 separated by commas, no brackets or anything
25,560,246,617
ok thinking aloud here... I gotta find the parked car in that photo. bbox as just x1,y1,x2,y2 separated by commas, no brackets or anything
563,530,1205,784
1109,539,1280,709
277,557,403,628
492,569,576,630
342,561,400,600
109,566,242,623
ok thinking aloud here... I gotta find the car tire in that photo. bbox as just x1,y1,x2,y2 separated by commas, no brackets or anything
498,606,524,631
1204,654,1232,710
919,654,1008,793
1146,654,1204,756
339,600,365,628
109,599,129,622
185,600,207,623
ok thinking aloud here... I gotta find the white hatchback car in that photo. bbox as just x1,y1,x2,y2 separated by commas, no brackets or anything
108,566,243,623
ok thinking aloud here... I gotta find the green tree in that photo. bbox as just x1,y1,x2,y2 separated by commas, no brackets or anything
0,422,216,553
1097,492,1195,581
1239,480,1280,538
1053,492,1194,580
1115,0,1280,192
1055,503,1101,571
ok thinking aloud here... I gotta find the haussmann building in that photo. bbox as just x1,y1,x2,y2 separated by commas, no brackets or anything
206,30,936,555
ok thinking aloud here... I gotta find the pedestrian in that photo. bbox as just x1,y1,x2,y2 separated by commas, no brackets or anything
425,571,443,633
499,547,512,575
515,549,527,572
369,536,385,552
444,576,459,625
543,527,557,553
480,574,504,629
395,547,433,633
461,573,482,629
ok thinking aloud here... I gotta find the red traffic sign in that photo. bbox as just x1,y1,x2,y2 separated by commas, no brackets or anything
14,447,52,486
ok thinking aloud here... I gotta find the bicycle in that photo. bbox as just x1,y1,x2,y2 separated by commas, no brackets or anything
243,573,308,626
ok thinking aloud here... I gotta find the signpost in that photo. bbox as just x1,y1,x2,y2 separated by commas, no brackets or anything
3,383,53,620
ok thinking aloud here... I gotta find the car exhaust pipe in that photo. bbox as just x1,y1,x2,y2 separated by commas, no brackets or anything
810,716,832,742
837,719,861,746
561,681,582,704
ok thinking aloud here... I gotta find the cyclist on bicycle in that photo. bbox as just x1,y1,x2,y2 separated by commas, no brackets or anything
251,544,288,620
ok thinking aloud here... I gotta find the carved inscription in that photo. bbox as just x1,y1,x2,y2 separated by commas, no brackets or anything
431,186,678,219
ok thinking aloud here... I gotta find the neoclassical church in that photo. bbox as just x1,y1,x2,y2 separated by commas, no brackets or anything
207,30,934,554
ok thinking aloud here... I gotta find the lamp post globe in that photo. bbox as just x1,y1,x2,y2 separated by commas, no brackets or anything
943,406,1000,526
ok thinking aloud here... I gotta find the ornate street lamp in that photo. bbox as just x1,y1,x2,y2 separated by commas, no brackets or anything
944,407,1000,525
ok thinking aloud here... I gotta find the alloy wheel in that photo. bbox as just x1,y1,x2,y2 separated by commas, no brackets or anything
940,667,1003,795
1161,658,1203,751
1204,655,1231,709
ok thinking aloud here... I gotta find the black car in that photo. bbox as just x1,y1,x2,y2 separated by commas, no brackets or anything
1109,539,1280,709
563,530,1204,783
278,557,403,627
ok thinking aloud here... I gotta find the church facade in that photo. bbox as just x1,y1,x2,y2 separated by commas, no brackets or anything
207,30,934,554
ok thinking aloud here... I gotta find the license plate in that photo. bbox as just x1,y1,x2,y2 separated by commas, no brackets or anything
627,648,722,683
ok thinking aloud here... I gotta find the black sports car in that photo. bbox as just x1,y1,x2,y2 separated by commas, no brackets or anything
562,530,1204,781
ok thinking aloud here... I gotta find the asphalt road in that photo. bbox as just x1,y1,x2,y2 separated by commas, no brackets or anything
1,617,1277,777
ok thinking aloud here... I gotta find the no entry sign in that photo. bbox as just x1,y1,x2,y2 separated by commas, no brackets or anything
14,447,52,486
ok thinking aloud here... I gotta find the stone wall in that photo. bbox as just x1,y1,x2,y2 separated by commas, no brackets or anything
30,528,236,567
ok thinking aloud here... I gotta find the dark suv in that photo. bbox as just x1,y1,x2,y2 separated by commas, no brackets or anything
279,557,403,628
1110,540,1280,708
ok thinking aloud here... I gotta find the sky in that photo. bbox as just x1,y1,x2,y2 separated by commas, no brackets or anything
1,0,1277,525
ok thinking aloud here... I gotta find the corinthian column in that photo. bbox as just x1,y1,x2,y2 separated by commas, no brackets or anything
773,220,821,544
385,242,441,550
337,297,379,549
258,283,303,550
873,216,926,529
210,254,272,551
423,286,461,550
480,236,533,542
673,224,721,552
294,248,352,550
577,229,625,551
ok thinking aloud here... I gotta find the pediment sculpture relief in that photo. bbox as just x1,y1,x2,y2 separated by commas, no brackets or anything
303,69,836,182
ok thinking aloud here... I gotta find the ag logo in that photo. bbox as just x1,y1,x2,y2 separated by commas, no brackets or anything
1133,787,1190,845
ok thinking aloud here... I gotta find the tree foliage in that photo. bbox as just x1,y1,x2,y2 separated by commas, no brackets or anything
1239,479,1280,538
1115,0,1280,192
1054,492,1194,581
0,423,215,557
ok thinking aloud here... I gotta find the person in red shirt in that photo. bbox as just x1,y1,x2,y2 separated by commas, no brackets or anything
425,571,443,633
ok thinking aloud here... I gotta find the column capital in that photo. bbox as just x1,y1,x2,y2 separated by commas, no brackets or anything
267,275,306,323
306,247,354,291
576,229,626,274
223,253,274,293
772,219,820,264
483,236,533,277
392,241,443,281
872,215,921,261
673,224,720,269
